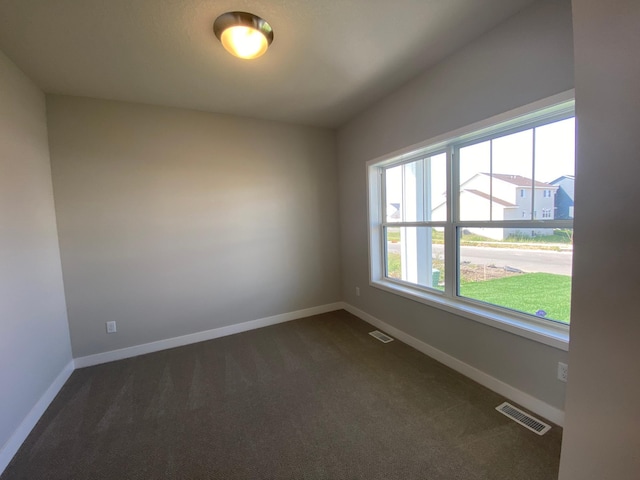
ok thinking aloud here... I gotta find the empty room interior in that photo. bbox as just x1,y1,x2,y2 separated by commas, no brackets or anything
1,0,638,479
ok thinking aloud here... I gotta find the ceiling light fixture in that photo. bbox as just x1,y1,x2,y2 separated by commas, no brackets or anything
213,11,274,60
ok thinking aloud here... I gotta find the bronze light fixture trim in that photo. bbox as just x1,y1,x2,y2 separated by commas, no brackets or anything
213,11,274,60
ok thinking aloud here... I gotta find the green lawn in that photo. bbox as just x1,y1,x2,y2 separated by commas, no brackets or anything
388,228,571,248
505,229,573,244
462,229,573,244
387,252,401,277
460,273,571,323
386,228,443,244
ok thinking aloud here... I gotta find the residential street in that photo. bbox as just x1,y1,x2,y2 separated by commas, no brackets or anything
388,243,573,276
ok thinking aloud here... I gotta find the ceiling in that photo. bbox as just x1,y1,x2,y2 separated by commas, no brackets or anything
0,0,535,128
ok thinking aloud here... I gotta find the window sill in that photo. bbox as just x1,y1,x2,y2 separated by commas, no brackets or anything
370,279,569,351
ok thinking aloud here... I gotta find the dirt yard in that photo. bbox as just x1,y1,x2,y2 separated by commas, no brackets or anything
459,261,523,283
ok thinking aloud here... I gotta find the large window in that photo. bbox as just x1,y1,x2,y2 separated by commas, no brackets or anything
368,95,575,347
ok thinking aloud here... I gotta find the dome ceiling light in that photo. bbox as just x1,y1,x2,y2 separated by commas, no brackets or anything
213,11,274,60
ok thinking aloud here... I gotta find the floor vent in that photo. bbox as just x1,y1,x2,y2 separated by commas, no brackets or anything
496,402,551,435
369,330,394,343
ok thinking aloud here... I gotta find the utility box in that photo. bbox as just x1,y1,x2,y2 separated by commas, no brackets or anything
432,269,441,287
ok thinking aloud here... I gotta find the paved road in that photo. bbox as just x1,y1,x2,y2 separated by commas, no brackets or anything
387,243,572,275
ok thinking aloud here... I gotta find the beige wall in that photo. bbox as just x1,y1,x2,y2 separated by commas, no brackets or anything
0,52,71,454
337,0,574,411
47,96,341,358
559,1,640,478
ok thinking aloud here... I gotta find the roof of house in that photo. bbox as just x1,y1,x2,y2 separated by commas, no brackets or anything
549,175,575,184
479,173,555,188
387,203,401,219
463,189,517,207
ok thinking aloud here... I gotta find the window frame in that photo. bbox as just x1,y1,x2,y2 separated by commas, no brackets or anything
367,91,574,350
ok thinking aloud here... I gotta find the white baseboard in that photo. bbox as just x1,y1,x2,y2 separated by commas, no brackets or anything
0,360,75,475
74,302,344,368
342,302,565,427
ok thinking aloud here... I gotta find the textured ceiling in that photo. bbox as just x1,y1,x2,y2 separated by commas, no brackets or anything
0,0,535,127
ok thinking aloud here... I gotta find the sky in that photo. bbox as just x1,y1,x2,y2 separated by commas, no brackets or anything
386,117,575,205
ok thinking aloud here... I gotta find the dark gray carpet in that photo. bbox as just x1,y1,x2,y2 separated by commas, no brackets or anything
1,310,562,479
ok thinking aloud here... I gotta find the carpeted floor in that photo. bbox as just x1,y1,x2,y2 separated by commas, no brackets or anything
1,310,562,479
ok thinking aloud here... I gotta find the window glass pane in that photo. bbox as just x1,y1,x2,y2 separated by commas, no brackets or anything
492,129,534,220
427,153,447,222
458,228,573,324
385,164,404,222
534,118,576,220
386,226,444,290
386,154,447,223
385,159,422,223
459,141,491,220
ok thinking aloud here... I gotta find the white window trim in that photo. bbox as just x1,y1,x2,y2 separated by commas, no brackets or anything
366,90,574,351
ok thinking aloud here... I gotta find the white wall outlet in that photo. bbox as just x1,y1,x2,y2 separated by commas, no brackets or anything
106,321,117,334
355,286,360,296
557,362,568,382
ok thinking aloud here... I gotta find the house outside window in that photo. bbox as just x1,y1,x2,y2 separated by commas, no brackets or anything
367,95,575,347
549,175,575,219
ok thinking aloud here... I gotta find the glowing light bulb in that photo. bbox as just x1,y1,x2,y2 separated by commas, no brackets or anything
220,26,269,59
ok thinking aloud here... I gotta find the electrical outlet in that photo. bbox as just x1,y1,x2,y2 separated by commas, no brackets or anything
106,321,117,334
557,362,568,382
355,286,360,297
